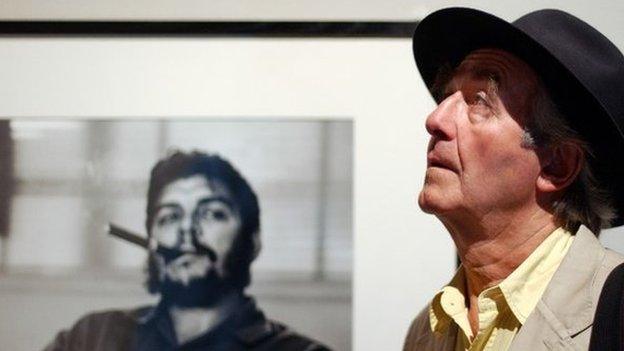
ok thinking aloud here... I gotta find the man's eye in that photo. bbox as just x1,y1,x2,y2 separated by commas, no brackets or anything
473,91,489,106
211,210,228,220
197,207,230,222
157,213,179,226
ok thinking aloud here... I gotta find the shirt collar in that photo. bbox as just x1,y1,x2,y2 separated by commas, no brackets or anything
498,226,574,323
429,267,473,339
429,226,574,334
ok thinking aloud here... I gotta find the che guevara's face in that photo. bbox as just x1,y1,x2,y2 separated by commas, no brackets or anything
150,174,242,305
418,49,543,223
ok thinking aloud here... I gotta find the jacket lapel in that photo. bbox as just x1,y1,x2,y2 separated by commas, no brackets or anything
509,227,604,351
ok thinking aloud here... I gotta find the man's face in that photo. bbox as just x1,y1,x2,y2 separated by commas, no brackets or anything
418,49,543,222
150,174,242,305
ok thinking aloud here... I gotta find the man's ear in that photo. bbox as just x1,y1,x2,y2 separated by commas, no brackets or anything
537,143,583,193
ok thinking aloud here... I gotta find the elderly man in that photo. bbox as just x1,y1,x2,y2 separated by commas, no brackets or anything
45,151,330,351
403,8,624,351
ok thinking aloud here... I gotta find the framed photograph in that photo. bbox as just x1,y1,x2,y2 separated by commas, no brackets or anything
1,118,352,350
0,16,416,351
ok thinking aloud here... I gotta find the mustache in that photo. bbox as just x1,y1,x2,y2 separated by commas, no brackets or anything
157,244,217,263
158,226,218,263
106,224,218,262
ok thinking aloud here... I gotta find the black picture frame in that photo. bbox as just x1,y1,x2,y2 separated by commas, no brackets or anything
0,20,418,38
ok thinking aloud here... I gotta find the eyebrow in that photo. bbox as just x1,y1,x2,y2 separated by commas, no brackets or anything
436,67,500,101
472,67,501,84
473,69,501,95
196,196,235,211
154,196,235,214
154,203,180,213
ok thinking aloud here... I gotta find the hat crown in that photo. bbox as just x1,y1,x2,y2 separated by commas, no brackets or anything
513,10,624,137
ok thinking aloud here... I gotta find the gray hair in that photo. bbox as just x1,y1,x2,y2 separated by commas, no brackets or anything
523,85,616,234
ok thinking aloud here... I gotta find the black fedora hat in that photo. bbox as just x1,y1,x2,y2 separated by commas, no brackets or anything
413,7,624,228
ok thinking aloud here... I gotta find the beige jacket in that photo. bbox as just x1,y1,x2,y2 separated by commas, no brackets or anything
403,226,624,351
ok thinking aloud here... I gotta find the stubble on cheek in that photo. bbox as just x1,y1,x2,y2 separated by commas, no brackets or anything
419,167,464,214
417,188,433,213
418,171,443,213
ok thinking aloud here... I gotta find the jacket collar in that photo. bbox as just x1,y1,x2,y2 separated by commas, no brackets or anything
510,226,605,349
134,294,278,348
538,226,602,334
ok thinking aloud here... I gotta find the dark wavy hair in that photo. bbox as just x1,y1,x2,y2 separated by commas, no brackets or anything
145,150,260,293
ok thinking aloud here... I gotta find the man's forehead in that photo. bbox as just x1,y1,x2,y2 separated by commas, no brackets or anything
157,175,233,207
437,48,542,111
451,48,539,88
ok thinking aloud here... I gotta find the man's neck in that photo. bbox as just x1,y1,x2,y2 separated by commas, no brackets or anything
444,207,558,291
168,292,241,345
441,206,559,336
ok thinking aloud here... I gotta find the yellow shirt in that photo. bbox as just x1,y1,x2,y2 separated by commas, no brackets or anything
429,227,574,351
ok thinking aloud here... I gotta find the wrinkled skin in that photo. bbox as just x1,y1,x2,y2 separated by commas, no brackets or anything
418,48,543,236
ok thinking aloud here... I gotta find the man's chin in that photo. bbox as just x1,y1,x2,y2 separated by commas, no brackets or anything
160,275,233,308
417,190,454,215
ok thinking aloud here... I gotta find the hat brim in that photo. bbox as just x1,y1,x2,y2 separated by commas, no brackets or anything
413,7,624,228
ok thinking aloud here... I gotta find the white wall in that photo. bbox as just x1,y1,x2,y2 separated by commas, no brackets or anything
0,37,432,351
0,0,622,37
0,1,623,350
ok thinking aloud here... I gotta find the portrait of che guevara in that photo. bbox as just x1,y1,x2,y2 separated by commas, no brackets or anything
44,151,331,351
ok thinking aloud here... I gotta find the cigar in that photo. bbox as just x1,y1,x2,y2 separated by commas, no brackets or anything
108,223,149,249
107,223,216,262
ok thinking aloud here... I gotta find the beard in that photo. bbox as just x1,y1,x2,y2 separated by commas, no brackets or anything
149,249,237,308
145,235,253,306
159,268,235,308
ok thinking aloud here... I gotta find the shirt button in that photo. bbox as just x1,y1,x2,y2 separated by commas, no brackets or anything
441,287,465,315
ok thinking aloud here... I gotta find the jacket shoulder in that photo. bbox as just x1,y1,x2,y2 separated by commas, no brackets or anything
238,318,333,351
590,261,624,350
507,230,624,351
591,247,624,305
42,307,147,351
403,307,432,351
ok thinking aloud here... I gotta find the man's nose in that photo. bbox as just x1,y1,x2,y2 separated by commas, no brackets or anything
425,91,462,140
178,217,196,252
